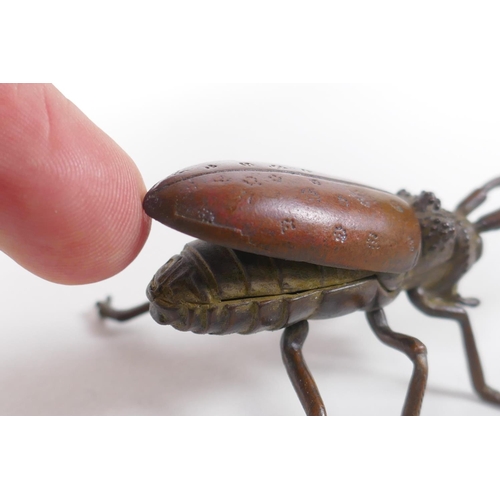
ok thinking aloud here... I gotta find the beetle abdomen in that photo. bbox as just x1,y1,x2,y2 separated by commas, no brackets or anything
143,161,422,274
149,276,396,335
146,240,396,334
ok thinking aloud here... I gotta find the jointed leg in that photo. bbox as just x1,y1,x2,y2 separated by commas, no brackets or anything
408,287,500,405
281,321,327,416
366,309,428,416
97,297,150,322
455,176,500,216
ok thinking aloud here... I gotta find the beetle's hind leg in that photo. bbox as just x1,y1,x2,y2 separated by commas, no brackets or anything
408,288,500,406
281,321,327,416
366,309,428,416
97,297,150,322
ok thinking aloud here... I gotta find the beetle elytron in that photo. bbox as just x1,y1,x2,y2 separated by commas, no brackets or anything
98,161,500,415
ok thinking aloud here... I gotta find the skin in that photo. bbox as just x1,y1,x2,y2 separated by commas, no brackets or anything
0,84,151,284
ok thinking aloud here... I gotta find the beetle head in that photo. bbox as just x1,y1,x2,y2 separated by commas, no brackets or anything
397,190,456,261
401,179,500,296
398,190,469,293
406,190,442,213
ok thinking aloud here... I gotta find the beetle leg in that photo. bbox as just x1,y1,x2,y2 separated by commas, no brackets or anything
408,288,500,405
455,176,500,216
97,297,150,322
281,321,327,416
366,309,428,416
455,295,480,308
474,209,500,233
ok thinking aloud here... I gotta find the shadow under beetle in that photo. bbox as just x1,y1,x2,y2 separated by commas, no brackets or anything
98,161,500,415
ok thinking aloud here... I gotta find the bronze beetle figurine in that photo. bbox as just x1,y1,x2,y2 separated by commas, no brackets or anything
98,161,500,415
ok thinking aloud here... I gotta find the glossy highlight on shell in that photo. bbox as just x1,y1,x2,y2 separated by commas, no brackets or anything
143,161,422,274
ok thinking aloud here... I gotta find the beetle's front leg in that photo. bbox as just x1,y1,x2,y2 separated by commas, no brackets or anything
281,321,327,416
408,288,500,406
97,297,150,322
366,309,428,416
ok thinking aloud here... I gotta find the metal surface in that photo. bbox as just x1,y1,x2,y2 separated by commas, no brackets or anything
143,161,421,274
98,163,500,416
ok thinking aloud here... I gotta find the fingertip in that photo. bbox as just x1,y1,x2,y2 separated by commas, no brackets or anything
0,84,151,284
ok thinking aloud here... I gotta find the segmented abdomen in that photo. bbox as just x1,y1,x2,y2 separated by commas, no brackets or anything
147,240,394,334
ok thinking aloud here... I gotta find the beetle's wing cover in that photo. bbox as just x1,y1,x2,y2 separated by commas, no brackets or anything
144,161,421,274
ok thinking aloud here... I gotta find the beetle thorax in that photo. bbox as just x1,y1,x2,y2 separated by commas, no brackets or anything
399,191,482,295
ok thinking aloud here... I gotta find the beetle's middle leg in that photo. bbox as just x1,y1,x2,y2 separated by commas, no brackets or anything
366,308,428,416
281,321,327,416
97,297,150,322
408,287,500,405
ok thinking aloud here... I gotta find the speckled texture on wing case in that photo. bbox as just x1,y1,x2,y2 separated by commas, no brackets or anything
143,161,422,274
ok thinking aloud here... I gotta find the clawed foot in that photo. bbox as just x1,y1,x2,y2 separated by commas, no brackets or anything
96,296,115,319
455,295,480,308
96,297,150,322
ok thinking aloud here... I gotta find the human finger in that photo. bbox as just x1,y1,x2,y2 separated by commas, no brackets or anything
0,83,151,284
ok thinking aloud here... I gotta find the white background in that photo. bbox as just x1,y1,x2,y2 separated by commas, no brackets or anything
2,83,500,416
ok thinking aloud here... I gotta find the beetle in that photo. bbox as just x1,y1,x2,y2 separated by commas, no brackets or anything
97,161,500,415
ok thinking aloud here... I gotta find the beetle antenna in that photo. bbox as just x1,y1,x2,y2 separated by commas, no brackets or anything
455,177,500,216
